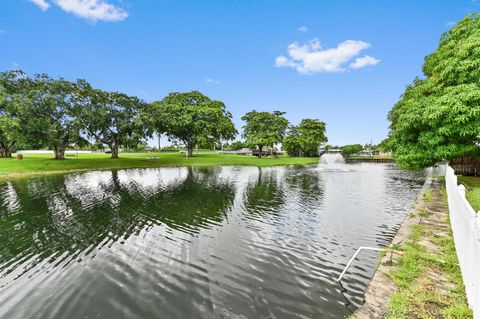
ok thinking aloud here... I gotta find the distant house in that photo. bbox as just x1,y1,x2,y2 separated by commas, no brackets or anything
220,148,251,155
355,149,390,158
328,148,343,153
357,149,374,157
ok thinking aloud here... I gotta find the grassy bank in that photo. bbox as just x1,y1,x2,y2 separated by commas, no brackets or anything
458,176,480,211
386,181,471,318
0,152,319,180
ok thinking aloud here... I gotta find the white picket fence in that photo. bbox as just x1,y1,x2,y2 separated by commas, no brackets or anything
445,166,480,319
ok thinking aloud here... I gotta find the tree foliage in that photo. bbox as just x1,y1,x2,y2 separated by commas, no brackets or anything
387,13,480,169
283,119,327,157
341,144,363,157
0,71,27,158
241,110,289,157
0,116,20,158
225,140,248,151
26,75,88,160
1,70,330,163
283,126,303,157
81,89,151,158
152,91,237,157
1,71,92,159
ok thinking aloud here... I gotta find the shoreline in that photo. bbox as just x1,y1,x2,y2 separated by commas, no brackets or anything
352,177,432,318
352,176,471,318
0,158,320,182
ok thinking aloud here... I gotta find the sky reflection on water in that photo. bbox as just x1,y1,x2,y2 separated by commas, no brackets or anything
0,164,425,319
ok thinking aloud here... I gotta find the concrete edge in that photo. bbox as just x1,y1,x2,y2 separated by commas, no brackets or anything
350,177,433,319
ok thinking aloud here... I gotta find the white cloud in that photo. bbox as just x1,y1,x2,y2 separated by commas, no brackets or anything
349,55,380,69
53,0,128,22
205,78,220,85
275,38,379,74
29,0,50,11
298,26,308,32
28,0,128,22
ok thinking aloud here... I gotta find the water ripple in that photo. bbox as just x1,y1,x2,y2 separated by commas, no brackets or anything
0,164,424,318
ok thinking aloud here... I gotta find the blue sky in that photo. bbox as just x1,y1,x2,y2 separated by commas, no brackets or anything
1,0,478,146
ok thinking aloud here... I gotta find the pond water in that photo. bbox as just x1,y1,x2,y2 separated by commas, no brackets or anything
0,163,425,319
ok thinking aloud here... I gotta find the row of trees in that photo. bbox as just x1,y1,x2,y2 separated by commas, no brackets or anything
386,13,480,169
0,71,152,159
0,70,328,159
335,143,385,157
340,144,364,157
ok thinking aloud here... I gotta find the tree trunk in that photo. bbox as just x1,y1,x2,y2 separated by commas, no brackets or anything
0,141,15,158
54,146,65,160
110,143,119,159
258,145,263,158
187,143,194,158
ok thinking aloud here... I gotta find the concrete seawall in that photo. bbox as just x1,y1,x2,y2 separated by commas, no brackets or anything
351,177,432,318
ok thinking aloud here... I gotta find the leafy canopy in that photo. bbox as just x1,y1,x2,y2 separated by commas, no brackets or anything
1,71,88,159
341,144,363,157
81,88,151,158
0,71,28,157
152,91,237,156
241,110,289,150
283,119,327,157
387,13,480,169
28,75,87,155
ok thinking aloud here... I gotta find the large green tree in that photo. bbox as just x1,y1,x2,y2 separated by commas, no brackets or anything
28,75,89,160
283,119,327,157
241,110,289,158
152,91,237,157
3,73,88,160
387,13,480,169
81,89,151,158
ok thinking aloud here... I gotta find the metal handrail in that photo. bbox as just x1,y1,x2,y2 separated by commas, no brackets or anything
337,246,383,282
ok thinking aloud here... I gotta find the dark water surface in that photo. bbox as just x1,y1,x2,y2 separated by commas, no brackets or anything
0,163,424,319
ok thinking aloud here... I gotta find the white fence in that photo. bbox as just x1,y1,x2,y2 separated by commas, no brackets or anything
17,150,93,155
445,166,480,319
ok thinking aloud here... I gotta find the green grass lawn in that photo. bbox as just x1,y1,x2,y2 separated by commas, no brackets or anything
0,152,319,180
458,176,480,211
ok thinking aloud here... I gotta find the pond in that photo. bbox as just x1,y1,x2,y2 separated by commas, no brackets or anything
0,163,425,318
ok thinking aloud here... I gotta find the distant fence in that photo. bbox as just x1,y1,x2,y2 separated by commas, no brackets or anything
345,157,395,163
450,157,480,176
445,166,480,319
17,150,93,155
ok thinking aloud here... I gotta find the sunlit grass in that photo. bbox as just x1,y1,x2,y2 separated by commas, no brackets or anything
423,188,433,202
458,176,480,211
386,184,472,318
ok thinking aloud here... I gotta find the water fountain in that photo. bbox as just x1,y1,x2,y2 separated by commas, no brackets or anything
318,149,349,171
319,152,345,165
